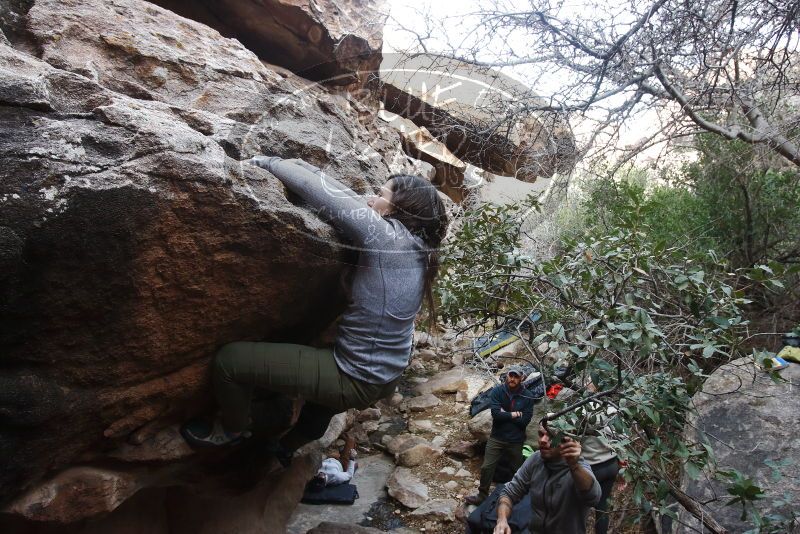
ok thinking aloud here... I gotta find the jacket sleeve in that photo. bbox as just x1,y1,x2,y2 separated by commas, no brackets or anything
575,458,602,506
490,386,513,422
249,156,394,247
514,396,534,428
501,453,539,504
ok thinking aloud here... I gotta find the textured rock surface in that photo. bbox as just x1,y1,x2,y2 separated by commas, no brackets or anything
467,410,493,442
386,467,428,509
413,368,469,395
386,434,428,456
0,0,413,524
678,359,800,533
409,498,458,521
446,440,478,459
405,393,441,412
398,125,467,203
381,80,575,182
149,0,387,92
396,443,441,468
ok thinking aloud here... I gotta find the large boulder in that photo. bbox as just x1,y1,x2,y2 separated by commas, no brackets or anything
386,467,428,509
678,359,800,532
0,0,413,527
380,55,576,182
149,0,386,92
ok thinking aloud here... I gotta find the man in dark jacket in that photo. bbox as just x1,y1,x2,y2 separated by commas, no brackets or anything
466,365,534,505
493,424,601,534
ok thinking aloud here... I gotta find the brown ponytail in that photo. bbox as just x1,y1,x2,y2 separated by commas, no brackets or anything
386,175,449,327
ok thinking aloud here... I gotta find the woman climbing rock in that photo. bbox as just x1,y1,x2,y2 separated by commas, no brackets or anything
182,156,448,452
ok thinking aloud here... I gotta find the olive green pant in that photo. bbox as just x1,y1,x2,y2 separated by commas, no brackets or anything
478,436,524,498
213,341,398,440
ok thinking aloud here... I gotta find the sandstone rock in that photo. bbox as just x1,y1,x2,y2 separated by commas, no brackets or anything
431,435,447,448
386,467,428,509
406,393,441,412
4,467,142,522
416,348,438,362
398,125,468,203
388,392,404,407
356,408,382,422
404,157,436,181
397,443,440,468
0,0,413,519
413,368,468,395
455,468,472,478
446,440,478,459
386,434,428,456
409,419,435,433
108,424,194,463
455,390,469,402
468,410,493,442
444,480,459,491
408,359,426,372
409,498,458,521
381,55,576,181
440,467,456,476
451,352,465,366
150,0,387,93
678,358,800,532
361,420,379,433
466,377,495,402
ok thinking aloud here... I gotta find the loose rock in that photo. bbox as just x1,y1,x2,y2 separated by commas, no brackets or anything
397,443,440,468
409,498,459,521
406,393,441,412
387,467,429,509
413,368,468,395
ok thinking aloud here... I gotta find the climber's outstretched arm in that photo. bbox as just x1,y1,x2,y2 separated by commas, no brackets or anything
249,156,395,247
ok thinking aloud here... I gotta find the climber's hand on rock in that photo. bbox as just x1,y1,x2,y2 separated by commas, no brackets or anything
350,449,358,459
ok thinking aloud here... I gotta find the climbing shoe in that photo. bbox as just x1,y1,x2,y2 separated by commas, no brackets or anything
180,418,248,448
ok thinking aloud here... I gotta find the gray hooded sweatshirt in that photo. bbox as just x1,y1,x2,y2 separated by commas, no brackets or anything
249,156,427,385
502,452,602,534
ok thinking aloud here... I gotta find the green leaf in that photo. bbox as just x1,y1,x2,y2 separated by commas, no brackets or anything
685,461,702,480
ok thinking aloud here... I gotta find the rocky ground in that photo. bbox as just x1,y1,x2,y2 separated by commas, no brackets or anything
291,330,653,534
289,331,503,534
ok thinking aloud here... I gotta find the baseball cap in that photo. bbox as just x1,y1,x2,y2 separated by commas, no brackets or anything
506,365,525,377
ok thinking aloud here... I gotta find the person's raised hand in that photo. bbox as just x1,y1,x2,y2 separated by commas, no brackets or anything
493,519,512,534
559,437,582,466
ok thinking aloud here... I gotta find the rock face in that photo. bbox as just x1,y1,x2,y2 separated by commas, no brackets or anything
0,0,412,527
381,79,575,182
679,359,800,533
149,0,387,92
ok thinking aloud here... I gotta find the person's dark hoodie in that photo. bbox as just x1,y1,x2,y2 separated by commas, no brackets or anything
489,382,534,443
